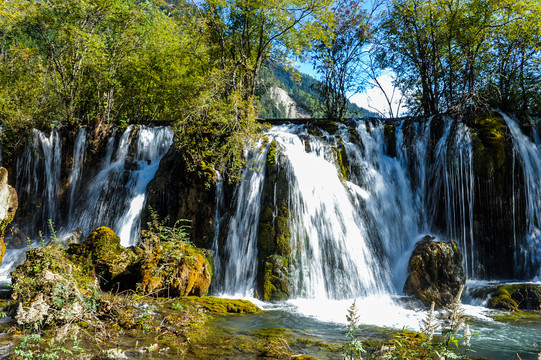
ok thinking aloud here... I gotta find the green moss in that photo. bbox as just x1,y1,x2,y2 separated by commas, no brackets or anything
490,288,519,311
472,114,507,180
275,201,291,256
263,255,290,301
307,125,323,137
335,135,350,180
267,140,278,166
314,120,339,134
182,296,261,314
492,310,541,323
333,146,348,180
263,261,277,301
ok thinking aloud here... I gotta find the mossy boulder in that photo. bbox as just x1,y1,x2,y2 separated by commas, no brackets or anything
0,167,18,264
139,240,213,297
67,226,142,291
11,245,99,328
403,236,466,307
263,255,291,301
470,114,508,186
488,284,541,311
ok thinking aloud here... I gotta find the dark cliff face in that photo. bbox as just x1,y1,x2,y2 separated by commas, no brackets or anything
144,147,218,249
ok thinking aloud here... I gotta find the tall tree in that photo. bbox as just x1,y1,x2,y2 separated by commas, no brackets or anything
311,0,377,120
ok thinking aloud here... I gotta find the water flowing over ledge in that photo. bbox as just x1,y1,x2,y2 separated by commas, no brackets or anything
1,114,540,359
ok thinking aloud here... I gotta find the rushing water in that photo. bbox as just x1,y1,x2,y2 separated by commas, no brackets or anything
0,126,173,281
502,113,541,279
214,117,540,359
1,117,540,358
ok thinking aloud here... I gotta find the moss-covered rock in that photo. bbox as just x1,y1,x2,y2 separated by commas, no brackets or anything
145,147,217,250
11,245,100,328
334,135,350,180
403,235,466,307
488,284,541,311
67,226,142,291
489,287,519,311
181,296,261,314
257,140,293,300
263,255,291,301
0,167,17,264
139,239,213,297
314,120,339,134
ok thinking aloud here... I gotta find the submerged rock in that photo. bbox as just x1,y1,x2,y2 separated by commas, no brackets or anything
403,235,465,307
0,167,18,264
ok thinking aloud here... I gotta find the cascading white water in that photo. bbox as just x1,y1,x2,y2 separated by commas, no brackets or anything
277,125,392,299
115,127,174,246
211,171,224,290
218,118,480,300
15,129,62,230
501,114,541,278
64,126,174,246
0,126,173,282
67,128,87,224
430,120,476,277
221,142,268,296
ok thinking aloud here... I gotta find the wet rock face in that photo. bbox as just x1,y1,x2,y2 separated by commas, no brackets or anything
0,167,18,264
145,147,217,249
263,255,291,301
403,235,466,307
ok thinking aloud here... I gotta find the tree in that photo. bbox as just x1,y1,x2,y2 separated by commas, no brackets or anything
311,0,378,120
377,0,541,117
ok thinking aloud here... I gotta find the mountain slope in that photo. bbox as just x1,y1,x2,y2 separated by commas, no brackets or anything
256,65,377,119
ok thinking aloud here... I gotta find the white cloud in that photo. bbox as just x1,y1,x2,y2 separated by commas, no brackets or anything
350,72,407,118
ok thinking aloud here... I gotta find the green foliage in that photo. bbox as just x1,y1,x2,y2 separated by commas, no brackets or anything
377,0,541,116
311,0,374,121
343,286,474,359
13,333,84,360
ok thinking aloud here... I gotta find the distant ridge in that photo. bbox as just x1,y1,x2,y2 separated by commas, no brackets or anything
256,65,377,119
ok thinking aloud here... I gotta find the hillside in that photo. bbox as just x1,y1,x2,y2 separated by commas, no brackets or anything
256,65,377,119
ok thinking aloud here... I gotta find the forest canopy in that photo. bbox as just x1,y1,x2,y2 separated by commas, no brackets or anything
0,0,540,175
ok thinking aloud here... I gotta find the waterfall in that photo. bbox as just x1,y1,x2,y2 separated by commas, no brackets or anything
221,142,268,296
217,118,482,299
9,125,172,247
15,129,62,232
211,171,224,291
67,128,87,224
429,120,476,277
501,114,541,278
277,126,393,298
65,126,174,246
